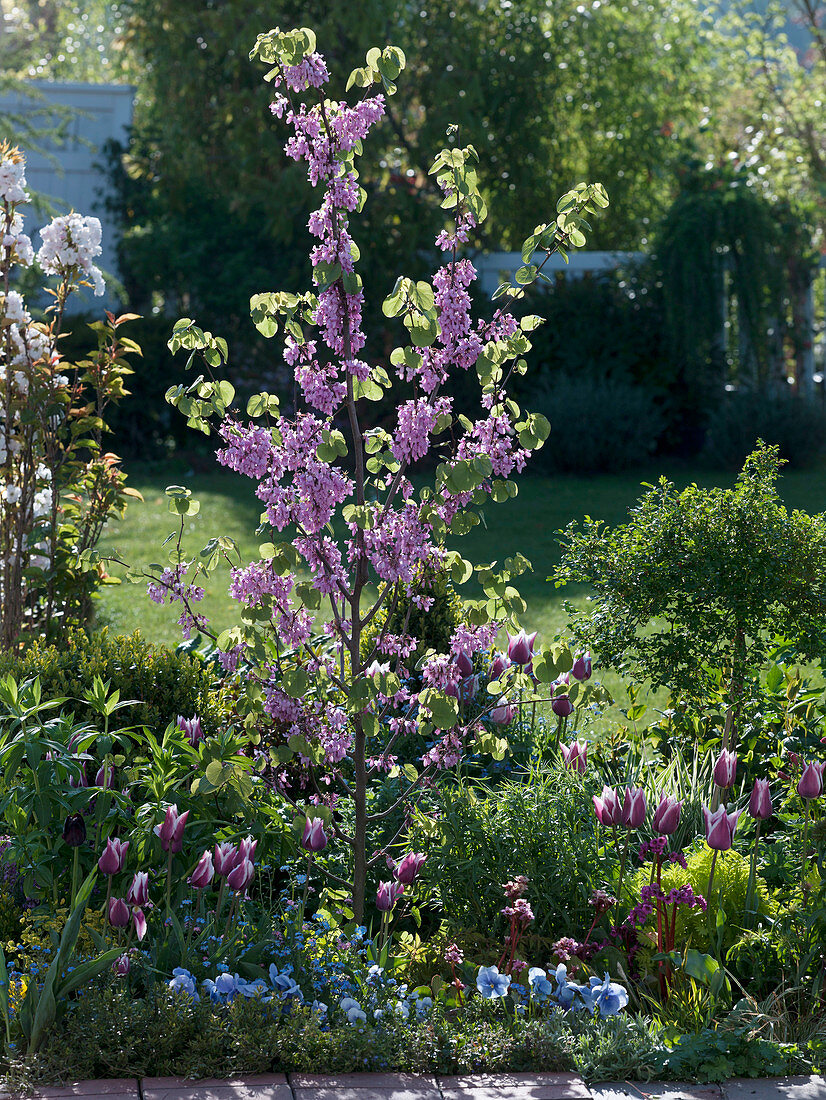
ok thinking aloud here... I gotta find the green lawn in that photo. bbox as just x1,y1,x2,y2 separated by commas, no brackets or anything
98,455,826,655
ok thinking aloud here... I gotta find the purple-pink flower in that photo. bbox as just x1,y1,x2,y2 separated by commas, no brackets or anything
155,805,189,854
98,837,129,876
702,804,741,851
748,778,773,819
652,794,682,835
560,740,587,773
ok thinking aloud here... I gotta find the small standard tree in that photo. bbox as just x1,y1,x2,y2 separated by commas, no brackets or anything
556,442,826,749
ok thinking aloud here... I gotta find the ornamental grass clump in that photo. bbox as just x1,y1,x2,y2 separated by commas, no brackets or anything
103,25,611,920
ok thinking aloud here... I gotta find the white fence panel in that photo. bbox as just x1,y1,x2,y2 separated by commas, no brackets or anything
474,249,643,299
0,81,134,311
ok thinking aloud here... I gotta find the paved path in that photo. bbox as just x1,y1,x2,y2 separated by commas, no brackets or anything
3,1072,824,1100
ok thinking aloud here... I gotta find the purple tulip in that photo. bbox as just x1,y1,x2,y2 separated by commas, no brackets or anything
62,813,86,848
560,740,588,774
177,714,204,747
227,857,254,891
112,954,130,976
127,871,149,907
490,696,514,725
455,650,474,680
507,630,537,667
132,906,147,941
155,805,189,854
108,897,130,929
552,693,574,718
652,793,682,835
571,651,592,682
214,841,240,877
621,786,646,829
189,850,215,888
592,786,623,826
797,761,825,800
237,836,258,862
713,749,738,789
703,804,741,851
394,852,426,885
69,763,88,789
489,651,510,681
95,763,115,790
376,881,404,912
301,818,329,853
98,837,129,876
748,778,773,819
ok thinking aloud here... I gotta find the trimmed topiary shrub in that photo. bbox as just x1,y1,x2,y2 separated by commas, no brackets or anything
0,627,224,734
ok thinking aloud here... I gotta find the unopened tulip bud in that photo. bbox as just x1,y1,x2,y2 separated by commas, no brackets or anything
62,813,86,848
507,630,537,667
797,762,825,800
593,786,622,826
703,804,741,851
108,897,130,928
748,778,773,819
214,840,240,877
621,786,646,829
301,817,328,853
455,650,474,680
113,954,130,976
571,651,592,682
489,652,510,680
376,881,404,912
189,849,215,888
98,837,129,876
155,805,189,853
552,693,573,718
394,852,426,885
713,749,738,789
490,697,514,725
177,715,204,747
560,740,587,774
127,871,149,907
652,793,682,835
227,857,254,891
95,763,115,789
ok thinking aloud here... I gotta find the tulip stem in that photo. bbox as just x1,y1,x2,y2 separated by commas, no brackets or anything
214,877,226,929
744,820,762,928
70,846,79,909
165,849,173,913
301,853,313,922
801,800,811,889
616,830,631,910
707,848,719,913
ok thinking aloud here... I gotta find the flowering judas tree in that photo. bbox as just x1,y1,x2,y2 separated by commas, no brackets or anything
128,27,609,920
0,143,142,648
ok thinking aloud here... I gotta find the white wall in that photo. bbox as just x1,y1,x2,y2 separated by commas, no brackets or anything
0,81,134,311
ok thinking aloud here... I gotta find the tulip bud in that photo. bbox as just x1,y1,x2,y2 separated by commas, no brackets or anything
507,630,537,667
237,836,258,863
713,749,738,789
748,778,773,819
301,817,328,853
489,651,510,681
62,813,87,848
227,857,254,891
214,840,240,877
552,693,574,718
797,762,825,800
177,715,204,747
189,850,215,888
127,871,149,908
621,786,646,829
394,852,426,885
113,953,131,976
652,793,682,835
108,896,130,928
592,786,622,826
95,762,115,790
365,659,390,678
455,650,474,680
69,764,88,789
571,651,592,682
98,837,129,876
376,881,404,912
490,696,514,725
702,804,741,851
560,740,588,774
155,805,189,853
132,906,147,941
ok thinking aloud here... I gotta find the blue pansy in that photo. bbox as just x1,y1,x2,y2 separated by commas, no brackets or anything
476,965,512,1000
